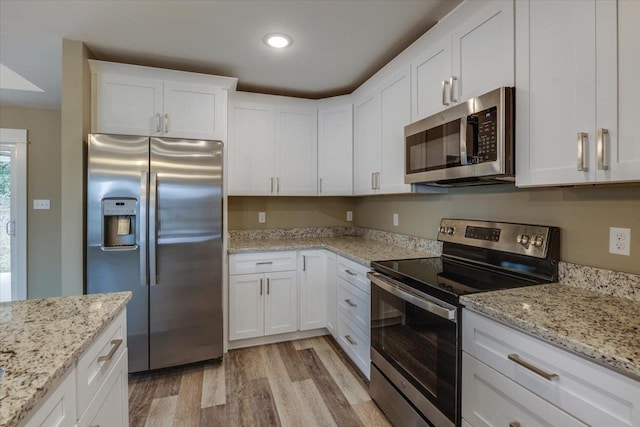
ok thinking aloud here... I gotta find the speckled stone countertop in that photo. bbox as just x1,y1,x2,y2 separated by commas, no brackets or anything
228,236,437,266
0,292,132,427
461,284,640,380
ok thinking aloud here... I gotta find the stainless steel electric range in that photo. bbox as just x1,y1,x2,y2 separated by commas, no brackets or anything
367,219,560,427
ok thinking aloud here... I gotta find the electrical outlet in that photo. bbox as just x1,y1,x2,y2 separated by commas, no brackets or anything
393,213,399,227
609,227,631,256
258,212,266,224
33,199,50,210
346,211,353,222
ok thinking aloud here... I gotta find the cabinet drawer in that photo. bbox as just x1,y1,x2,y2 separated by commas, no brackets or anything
337,277,370,333
77,349,129,427
462,352,587,427
229,251,297,275
76,310,127,419
463,309,640,427
336,256,370,294
337,312,370,379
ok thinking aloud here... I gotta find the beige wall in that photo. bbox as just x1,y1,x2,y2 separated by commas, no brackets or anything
354,185,640,275
228,196,355,229
0,106,62,298
60,40,92,296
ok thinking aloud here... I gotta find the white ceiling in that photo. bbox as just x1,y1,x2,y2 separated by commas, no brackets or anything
0,0,461,110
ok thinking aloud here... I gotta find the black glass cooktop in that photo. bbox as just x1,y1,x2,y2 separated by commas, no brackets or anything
371,257,547,306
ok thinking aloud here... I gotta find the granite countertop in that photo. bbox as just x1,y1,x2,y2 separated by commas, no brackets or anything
461,283,640,380
228,236,437,266
0,292,132,427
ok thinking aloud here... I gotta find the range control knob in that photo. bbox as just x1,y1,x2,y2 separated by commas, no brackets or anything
517,234,530,246
446,227,455,235
439,226,446,233
532,235,544,247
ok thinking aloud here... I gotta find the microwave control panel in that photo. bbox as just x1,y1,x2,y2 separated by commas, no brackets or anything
474,106,498,163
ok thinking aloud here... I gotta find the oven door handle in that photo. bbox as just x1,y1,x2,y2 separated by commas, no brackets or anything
368,272,457,322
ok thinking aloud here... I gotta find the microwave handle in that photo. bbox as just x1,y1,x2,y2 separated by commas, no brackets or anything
460,115,469,165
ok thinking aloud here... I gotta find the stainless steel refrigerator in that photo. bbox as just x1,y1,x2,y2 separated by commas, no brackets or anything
86,134,223,373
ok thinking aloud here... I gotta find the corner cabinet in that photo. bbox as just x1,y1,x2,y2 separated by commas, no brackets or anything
412,0,514,121
354,66,412,195
89,60,236,141
515,0,640,187
228,92,318,196
317,102,353,196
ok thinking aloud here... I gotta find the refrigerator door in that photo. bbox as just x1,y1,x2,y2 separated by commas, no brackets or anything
149,137,223,369
87,134,150,373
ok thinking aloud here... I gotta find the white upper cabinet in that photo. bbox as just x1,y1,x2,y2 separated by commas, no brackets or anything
412,1,514,121
516,0,640,187
317,102,353,196
228,92,317,196
354,66,411,195
276,105,318,195
162,81,224,140
353,91,380,195
90,60,236,141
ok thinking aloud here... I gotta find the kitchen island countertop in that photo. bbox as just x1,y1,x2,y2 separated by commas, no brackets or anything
0,292,131,427
461,283,640,380
228,235,437,266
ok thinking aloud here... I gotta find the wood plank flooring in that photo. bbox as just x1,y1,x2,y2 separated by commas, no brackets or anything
128,336,391,427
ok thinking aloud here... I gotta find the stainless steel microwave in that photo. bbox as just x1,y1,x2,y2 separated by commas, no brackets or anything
405,87,514,186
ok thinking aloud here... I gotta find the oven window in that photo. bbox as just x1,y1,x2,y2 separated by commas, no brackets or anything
406,119,462,174
371,283,457,423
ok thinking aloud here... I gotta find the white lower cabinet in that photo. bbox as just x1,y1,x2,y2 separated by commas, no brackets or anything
335,256,371,379
298,250,328,331
325,252,338,338
20,310,128,427
229,271,297,340
462,309,640,427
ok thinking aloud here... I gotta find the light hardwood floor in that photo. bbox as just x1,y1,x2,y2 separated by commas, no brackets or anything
128,335,391,427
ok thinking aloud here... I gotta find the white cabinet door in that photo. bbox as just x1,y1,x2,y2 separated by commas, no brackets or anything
228,102,275,195
275,106,318,195
318,104,353,195
19,368,76,427
599,0,640,183
451,0,514,103
515,0,597,186
325,251,337,338
163,81,224,141
379,67,412,194
95,73,163,136
353,92,380,195
412,36,452,121
462,353,587,427
264,271,298,336
229,273,265,340
298,250,327,331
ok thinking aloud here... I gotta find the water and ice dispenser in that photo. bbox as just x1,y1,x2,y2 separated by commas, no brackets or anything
101,198,137,250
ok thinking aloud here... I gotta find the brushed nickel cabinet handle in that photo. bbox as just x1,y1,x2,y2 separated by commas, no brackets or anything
597,128,609,170
442,80,450,106
371,172,375,190
508,354,558,381
344,269,357,276
376,172,381,189
303,255,306,271
260,278,263,296
163,113,169,133
267,278,270,295
449,76,458,103
270,177,274,193
256,261,273,265
155,113,161,133
577,132,588,171
276,177,280,193
98,339,123,363
345,299,357,308
344,335,357,346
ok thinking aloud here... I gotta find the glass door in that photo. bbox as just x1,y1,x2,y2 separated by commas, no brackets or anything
0,135,26,302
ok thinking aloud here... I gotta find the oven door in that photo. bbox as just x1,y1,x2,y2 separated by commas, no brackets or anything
369,272,459,427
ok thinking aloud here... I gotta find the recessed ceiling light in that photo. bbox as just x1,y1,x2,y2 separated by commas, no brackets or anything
264,33,292,49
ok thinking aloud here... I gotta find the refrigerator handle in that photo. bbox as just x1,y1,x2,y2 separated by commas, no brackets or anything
149,171,158,286
140,172,149,286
